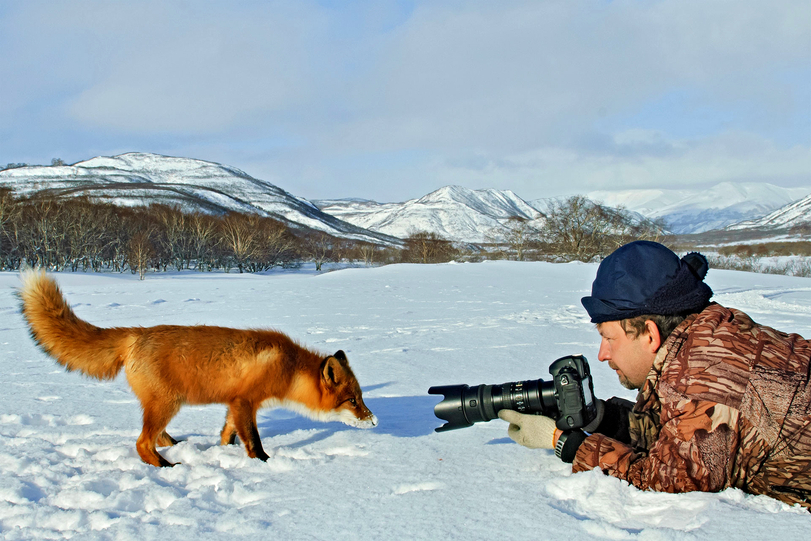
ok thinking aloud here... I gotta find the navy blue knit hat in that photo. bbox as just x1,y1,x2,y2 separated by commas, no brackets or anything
581,241,713,324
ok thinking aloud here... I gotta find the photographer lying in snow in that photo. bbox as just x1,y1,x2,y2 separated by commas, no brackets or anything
499,241,811,509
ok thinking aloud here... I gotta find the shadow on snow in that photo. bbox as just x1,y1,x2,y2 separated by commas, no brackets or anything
257,394,443,443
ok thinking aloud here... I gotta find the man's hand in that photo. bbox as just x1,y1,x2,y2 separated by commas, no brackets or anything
498,410,559,449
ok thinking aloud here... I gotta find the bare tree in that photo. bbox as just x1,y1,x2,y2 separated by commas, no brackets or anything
154,206,195,271
501,216,539,261
188,212,218,271
110,207,144,272
63,199,115,271
0,189,20,270
255,217,295,270
303,231,336,271
20,199,70,270
402,231,458,264
356,242,378,266
539,195,667,261
218,213,260,273
128,229,155,280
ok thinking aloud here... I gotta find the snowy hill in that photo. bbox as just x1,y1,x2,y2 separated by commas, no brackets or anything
0,153,400,245
315,186,542,244
583,183,811,234
727,192,811,231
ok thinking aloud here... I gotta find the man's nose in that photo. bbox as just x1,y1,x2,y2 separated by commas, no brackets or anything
597,340,610,362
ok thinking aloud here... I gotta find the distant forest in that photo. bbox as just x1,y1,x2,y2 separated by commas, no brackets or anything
0,188,668,278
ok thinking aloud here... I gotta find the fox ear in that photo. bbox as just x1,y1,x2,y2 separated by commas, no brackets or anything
322,356,345,386
334,350,347,361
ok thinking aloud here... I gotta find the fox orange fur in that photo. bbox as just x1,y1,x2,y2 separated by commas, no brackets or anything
18,270,377,467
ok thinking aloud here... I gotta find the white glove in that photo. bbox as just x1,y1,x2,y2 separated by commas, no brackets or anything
498,410,558,449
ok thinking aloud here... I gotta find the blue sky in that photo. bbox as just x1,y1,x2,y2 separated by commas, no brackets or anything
1,0,809,202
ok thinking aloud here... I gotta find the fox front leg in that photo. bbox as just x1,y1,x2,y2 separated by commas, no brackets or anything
229,400,270,461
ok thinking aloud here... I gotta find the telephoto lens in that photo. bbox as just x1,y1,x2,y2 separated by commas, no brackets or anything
428,355,596,432
428,378,556,432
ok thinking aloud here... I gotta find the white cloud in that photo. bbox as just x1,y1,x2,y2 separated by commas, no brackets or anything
0,0,809,200
431,131,811,198
320,0,811,152
58,2,324,133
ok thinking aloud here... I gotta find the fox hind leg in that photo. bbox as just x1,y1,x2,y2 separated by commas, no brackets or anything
136,397,181,467
220,408,238,445
157,431,179,447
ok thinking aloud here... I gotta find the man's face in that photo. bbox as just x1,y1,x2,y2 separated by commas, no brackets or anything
596,320,658,390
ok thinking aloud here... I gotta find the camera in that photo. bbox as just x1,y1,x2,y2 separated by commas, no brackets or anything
428,355,597,432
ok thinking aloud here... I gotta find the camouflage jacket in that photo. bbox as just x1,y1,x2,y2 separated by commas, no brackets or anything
572,304,811,509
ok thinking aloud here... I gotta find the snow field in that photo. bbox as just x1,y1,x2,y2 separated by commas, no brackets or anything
0,262,810,540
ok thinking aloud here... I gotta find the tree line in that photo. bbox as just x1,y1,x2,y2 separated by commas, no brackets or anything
0,189,398,278
0,189,668,277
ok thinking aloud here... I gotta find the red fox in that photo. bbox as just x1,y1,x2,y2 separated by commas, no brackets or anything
18,270,377,467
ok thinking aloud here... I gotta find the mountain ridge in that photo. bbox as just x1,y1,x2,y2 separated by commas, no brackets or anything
3,152,809,244
0,153,400,246
583,183,811,234
314,185,543,244
727,192,811,232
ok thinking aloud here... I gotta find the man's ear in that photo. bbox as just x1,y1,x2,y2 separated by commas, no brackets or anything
643,320,662,353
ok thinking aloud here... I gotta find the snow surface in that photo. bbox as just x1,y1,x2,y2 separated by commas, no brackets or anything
1,262,810,540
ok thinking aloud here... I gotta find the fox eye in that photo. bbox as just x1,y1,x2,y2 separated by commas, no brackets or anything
348,398,357,406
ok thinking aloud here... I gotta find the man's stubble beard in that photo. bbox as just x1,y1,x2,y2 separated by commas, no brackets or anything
619,375,640,390
609,361,642,390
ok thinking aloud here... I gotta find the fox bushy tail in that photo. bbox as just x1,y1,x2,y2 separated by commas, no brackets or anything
19,270,132,380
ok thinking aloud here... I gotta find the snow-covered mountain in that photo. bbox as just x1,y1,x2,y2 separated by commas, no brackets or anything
4,153,807,245
314,186,542,244
582,183,810,234
727,193,811,231
0,153,400,245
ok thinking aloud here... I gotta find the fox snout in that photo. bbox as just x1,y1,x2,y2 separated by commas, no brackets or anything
345,413,378,429
355,407,378,429
341,400,378,429
356,416,378,429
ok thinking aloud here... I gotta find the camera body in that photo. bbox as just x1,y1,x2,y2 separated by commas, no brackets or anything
428,355,596,432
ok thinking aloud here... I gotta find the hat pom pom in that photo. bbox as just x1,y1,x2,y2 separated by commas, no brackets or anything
682,252,709,280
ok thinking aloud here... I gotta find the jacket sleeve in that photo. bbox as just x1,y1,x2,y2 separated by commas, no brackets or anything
590,397,635,444
571,398,740,493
